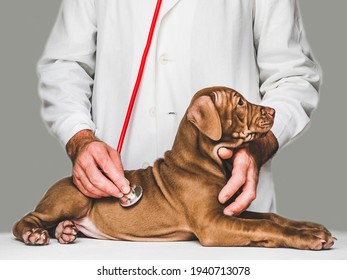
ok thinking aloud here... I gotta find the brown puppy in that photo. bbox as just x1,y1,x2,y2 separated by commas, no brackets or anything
13,87,334,250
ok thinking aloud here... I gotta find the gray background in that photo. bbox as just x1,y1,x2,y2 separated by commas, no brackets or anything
0,0,346,232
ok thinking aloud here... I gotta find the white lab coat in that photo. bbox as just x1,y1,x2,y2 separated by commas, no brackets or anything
38,0,320,212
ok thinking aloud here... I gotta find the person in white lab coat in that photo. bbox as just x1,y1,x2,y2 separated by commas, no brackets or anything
38,0,320,216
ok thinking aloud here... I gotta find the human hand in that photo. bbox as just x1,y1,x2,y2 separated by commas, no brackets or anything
218,147,259,216
217,131,279,216
66,130,130,198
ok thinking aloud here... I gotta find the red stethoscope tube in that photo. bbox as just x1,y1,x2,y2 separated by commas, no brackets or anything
116,0,163,154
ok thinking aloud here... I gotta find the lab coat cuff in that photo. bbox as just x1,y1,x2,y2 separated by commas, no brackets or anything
58,122,96,148
269,115,292,150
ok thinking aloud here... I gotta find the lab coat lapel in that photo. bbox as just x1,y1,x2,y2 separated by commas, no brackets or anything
159,0,182,19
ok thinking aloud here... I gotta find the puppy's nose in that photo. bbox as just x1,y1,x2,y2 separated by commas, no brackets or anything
262,107,275,118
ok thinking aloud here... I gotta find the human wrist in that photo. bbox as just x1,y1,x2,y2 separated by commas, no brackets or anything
248,130,279,167
66,129,98,161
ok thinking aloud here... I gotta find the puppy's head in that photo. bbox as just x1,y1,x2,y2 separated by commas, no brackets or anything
187,87,275,148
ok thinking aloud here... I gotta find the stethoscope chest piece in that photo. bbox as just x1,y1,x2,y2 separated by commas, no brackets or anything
120,184,143,207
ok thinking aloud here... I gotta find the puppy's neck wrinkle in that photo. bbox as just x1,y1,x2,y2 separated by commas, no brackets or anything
166,119,227,182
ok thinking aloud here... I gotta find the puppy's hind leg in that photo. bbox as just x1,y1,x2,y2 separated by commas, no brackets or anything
12,177,92,245
54,220,79,244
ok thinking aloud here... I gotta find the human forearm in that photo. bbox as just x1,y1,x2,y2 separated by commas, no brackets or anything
37,0,97,146
254,0,320,148
66,129,98,162
248,130,279,168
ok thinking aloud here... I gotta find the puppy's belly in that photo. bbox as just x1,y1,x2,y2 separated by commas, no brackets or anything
73,216,196,242
73,216,117,240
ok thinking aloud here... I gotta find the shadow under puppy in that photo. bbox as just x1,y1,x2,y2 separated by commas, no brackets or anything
13,86,335,250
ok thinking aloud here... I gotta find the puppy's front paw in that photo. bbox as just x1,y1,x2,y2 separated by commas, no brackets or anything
55,220,78,244
296,228,335,250
23,228,50,245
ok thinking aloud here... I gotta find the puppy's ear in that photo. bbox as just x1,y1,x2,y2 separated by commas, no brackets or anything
187,95,222,141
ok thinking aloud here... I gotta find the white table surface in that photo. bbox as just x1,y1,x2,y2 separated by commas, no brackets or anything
1,231,346,260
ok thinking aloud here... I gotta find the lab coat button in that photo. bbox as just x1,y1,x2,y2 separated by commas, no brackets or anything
149,107,156,118
159,54,171,65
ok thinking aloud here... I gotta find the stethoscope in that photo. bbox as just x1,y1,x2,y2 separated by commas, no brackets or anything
118,0,163,207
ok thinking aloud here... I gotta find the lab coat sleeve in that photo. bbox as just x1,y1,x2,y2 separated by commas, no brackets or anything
37,0,97,146
254,0,321,148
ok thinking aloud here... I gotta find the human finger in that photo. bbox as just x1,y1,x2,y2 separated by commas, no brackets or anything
84,162,124,198
217,147,234,160
72,165,105,198
223,155,259,215
101,147,131,195
218,155,249,204
77,141,126,197
223,179,257,216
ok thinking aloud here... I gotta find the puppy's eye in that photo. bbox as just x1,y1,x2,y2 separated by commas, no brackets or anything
237,98,244,106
